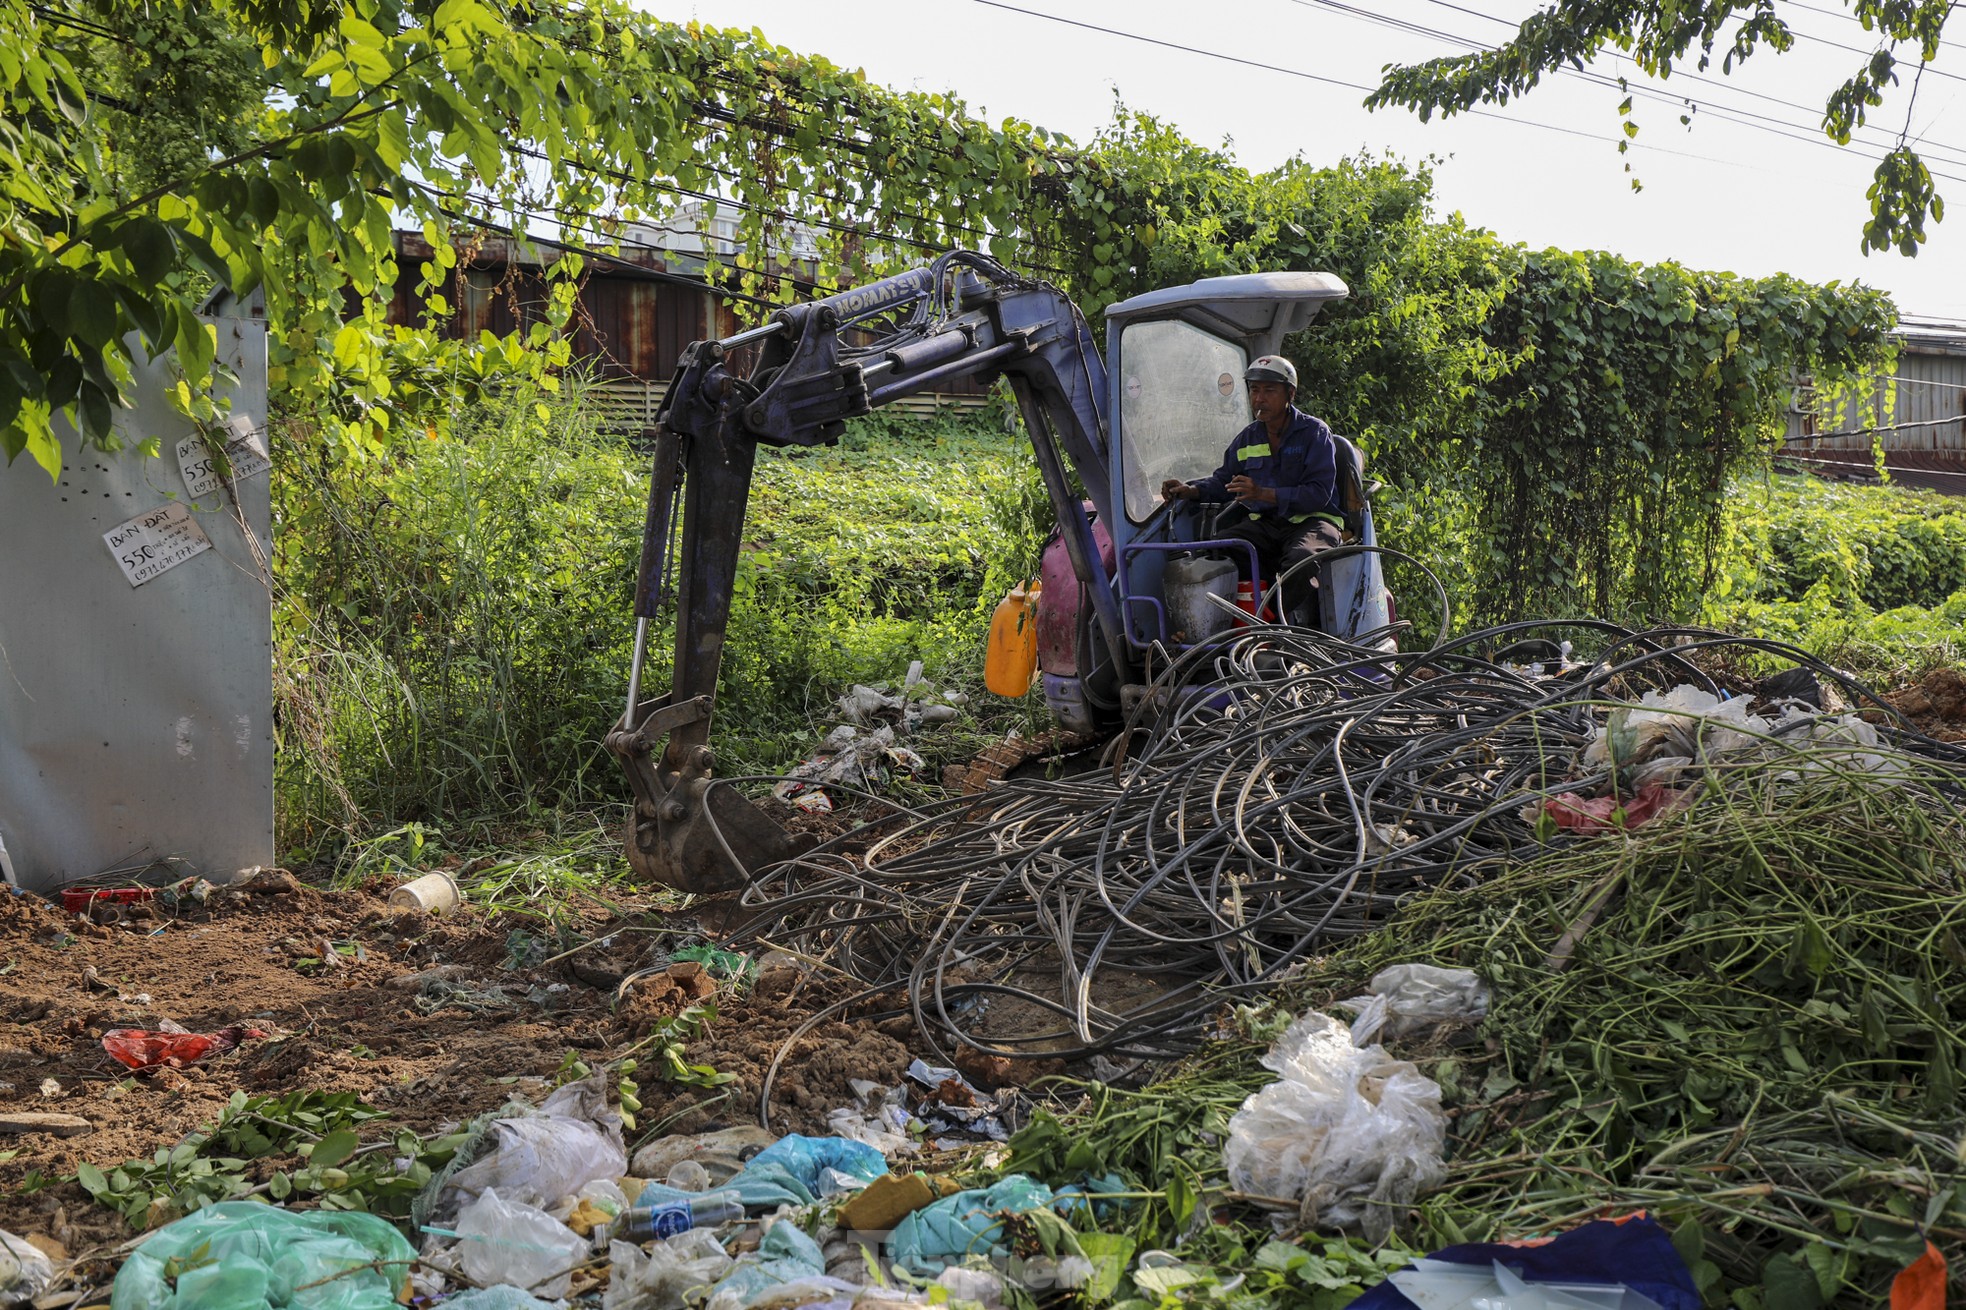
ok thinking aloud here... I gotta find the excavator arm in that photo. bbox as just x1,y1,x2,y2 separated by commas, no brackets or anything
606,252,1130,893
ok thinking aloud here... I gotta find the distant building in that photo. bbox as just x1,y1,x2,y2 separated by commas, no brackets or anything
384,212,984,433
1783,320,1966,495
624,200,823,265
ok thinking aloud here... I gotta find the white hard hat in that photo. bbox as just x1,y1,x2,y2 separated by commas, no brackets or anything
1244,355,1298,389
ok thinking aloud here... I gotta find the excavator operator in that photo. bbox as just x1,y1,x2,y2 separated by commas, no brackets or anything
1159,354,1345,626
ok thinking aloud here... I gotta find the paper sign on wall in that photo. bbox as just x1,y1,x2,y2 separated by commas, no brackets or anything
176,417,272,499
103,502,213,587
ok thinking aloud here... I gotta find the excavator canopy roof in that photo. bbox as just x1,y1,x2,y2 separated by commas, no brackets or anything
1104,271,1349,355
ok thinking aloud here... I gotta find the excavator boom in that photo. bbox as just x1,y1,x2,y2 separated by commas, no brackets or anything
606,253,1125,893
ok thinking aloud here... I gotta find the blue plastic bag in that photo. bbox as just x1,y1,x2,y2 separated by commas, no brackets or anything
887,1175,1057,1276
635,1135,889,1213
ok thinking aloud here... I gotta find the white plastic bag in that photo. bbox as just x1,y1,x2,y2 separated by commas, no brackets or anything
1223,1012,1446,1242
1389,1257,1667,1310
1584,686,1760,773
604,1229,735,1310
454,1187,590,1299
1342,964,1490,1045
446,1077,628,1211
0,1228,54,1302
440,1288,567,1310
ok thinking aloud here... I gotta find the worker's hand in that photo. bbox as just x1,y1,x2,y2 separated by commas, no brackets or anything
1226,475,1276,505
1160,479,1197,502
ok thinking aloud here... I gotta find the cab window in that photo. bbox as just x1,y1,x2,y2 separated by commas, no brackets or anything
1116,321,1247,522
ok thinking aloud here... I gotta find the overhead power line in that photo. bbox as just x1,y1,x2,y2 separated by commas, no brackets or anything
1781,0,1966,55
1288,0,1966,178
972,0,1764,168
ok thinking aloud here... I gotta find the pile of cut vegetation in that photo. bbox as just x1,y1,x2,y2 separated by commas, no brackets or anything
1007,676,1966,1307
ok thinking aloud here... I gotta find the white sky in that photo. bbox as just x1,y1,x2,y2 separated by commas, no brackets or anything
638,0,1966,321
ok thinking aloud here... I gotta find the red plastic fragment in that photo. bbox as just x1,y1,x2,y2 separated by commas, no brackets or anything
101,1024,263,1071
1892,1241,1946,1310
1543,783,1687,833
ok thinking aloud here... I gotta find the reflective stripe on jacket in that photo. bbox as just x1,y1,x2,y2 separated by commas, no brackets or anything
1187,407,1341,524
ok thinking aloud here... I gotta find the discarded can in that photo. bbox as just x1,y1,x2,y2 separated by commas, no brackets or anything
389,872,460,915
60,887,154,919
607,1194,744,1244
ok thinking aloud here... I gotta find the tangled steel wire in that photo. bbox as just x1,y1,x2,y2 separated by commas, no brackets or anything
723,615,1964,1071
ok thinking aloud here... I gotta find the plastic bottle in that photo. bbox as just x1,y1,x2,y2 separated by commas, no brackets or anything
608,1194,744,1244
984,580,1042,697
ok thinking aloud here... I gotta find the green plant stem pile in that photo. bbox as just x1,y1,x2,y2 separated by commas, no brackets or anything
1012,755,1966,1308
1373,763,1966,1306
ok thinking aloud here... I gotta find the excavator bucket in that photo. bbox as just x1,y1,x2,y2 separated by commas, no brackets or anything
608,701,813,894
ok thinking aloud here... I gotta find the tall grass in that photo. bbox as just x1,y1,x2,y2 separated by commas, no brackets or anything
273,389,643,849
272,388,1043,856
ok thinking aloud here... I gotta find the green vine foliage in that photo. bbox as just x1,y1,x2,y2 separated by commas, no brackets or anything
7,3,1897,625
1015,112,1895,624
1463,256,1895,622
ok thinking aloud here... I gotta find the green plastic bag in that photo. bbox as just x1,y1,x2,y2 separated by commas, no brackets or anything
110,1201,416,1310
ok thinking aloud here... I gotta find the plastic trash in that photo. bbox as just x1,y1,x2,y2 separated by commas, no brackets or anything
1892,1241,1947,1310
1584,685,1761,774
1386,1259,1666,1309
440,1076,628,1213
773,723,929,805
0,1228,54,1303
727,1134,887,1207
613,1193,746,1243
1342,964,1491,1045
837,1172,962,1231
667,1160,714,1192
452,1187,589,1300
109,1201,415,1310
836,684,903,725
604,1229,735,1310
631,1125,777,1185
549,1176,628,1237
887,1174,1057,1276
903,1059,1008,1144
1347,1215,1700,1310
102,1022,262,1071
1540,783,1688,834
934,1265,1007,1307
438,1289,562,1310
702,1218,829,1310
388,871,460,914
825,1104,915,1157
1223,1012,1446,1242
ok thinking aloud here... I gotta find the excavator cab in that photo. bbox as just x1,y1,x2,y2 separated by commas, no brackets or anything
1025,272,1393,735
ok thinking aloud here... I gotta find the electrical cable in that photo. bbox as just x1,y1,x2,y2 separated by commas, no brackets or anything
715,593,1965,1080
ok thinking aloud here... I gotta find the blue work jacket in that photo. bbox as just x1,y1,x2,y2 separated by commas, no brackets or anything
1188,407,1342,525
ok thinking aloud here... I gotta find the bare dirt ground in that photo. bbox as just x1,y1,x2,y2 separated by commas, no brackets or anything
1885,666,1966,741
0,868,909,1267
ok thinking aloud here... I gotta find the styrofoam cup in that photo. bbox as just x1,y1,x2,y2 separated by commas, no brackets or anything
389,871,460,914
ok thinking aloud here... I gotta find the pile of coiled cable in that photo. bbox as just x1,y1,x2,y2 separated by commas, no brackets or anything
725,617,1965,1076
